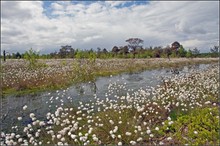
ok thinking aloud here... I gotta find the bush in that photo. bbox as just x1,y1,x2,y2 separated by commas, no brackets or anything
24,48,39,69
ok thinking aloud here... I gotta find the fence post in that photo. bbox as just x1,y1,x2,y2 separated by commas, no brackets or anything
3,50,6,61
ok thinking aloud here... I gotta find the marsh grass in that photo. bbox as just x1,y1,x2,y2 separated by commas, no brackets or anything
2,58,218,96
0,63,219,145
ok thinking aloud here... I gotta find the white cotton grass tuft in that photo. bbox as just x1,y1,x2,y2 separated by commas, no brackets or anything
17,117,22,121
1,62,218,145
23,105,28,110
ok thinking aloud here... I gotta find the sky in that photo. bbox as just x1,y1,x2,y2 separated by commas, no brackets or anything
1,1,219,54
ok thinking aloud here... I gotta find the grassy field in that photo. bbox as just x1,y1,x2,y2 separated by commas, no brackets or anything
1,58,218,96
0,60,219,145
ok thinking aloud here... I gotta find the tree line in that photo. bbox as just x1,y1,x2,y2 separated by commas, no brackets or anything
2,38,219,60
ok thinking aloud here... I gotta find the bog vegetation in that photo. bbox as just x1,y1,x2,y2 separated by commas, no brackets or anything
1,58,218,96
1,39,219,145
0,63,219,145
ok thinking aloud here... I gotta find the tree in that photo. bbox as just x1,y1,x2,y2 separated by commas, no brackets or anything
152,46,163,58
126,38,144,58
102,48,108,54
69,48,75,58
186,49,193,58
171,41,181,56
210,46,219,57
112,46,119,57
119,46,129,57
178,45,187,57
24,48,40,69
192,47,200,57
164,46,172,60
59,45,73,58
15,52,21,59
97,47,102,58
210,46,219,53
171,41,181,50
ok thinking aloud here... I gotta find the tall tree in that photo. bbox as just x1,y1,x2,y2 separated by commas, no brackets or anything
171,41,181,56
171,41,181,50
186,49,193,58
178,45,187,57
126,38,144,58
192,47,200,57
210,46,219,57
164,46,172,60
15,52,22,59
59,45,73,58
210,46,219,53
112,46,119,57
119,46,129,56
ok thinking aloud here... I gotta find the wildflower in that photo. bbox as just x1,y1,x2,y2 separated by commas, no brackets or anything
155,127,159,131
118,135,122,139
77,117,82,121
130,141,136,145
29,113,35,118
111,134,116,139
194,131,198,134
57,134,62,139
109,120,114,125
205,101,211,104
113,126,118,133
61,137,65,142
109,130,113,135
137,137,143,142
23,105,28,110
17,117,22,121
71,134,77,139
18,138,23,143
159,141,164,145
57,142,63,145
146,129,151,134
35,132,39,137
16,134,20,138
167,116,171,121
39,121,45,126
118,141,122,146
168,121,173,125
93,136,98,142
125,132,132,136
167,137,172,140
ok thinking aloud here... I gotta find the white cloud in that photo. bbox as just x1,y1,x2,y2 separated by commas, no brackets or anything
105,1,127,7
1,1,219,54
83,35,103,43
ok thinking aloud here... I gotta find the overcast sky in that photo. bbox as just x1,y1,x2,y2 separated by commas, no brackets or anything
1,1,219,54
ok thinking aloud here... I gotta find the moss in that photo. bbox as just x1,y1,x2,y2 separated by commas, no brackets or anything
161,107,219,145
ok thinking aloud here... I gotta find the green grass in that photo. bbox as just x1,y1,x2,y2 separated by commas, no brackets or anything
160,107,219,145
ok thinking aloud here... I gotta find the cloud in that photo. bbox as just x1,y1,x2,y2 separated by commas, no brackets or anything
83,35,103,43
1,1,219,54
105,1,127,7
